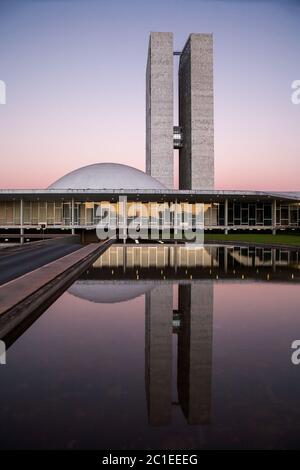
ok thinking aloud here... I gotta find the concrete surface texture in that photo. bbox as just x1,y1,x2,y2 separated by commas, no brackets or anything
146,32,174,189
179,34,214,190
0,242,111,317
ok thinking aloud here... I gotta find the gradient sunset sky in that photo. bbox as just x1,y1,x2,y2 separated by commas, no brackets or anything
0,0,299,190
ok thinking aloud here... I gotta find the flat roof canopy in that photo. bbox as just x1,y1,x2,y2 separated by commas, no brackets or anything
0,189,299,203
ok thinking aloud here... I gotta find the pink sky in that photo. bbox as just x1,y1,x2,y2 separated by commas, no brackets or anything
0,0,299,191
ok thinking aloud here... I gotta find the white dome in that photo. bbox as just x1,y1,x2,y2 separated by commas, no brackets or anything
48,163,166,190
68,281,155,303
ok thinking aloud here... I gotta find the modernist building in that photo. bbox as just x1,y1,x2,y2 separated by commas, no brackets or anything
0,32,300,241
146,32,214,190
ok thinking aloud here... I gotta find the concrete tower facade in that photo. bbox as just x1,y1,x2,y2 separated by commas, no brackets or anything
146,32,214,190
146,32,174,188
145,284,173,426
179,34,214,190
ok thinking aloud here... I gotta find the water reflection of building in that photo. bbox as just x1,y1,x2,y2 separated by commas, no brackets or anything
87,245,300,282
145,282,213,426
66,244,300,427
177,283,213,425
145,285,173,425
68,270,215,427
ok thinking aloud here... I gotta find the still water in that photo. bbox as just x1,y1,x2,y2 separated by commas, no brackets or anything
1,244,300,450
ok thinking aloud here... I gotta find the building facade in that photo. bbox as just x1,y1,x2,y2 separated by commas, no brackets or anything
1,186,300,242
1,33,300,242
146,32,174,189
146,32,214,190
179,34,214,190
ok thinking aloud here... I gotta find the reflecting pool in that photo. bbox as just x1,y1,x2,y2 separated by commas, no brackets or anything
1,244,300,449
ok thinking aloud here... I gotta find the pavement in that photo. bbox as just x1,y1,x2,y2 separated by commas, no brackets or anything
0,242,82,286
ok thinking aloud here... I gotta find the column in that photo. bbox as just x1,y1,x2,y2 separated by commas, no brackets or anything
119,195,127,243
71,197,75,235
272,199,276,235
20,198,24,244
224,198,228,235
174,198,178,239
272,248,276,273
224,246,228,274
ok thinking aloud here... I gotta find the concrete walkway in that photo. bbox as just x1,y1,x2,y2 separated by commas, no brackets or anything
0,242,82,286
0,239,114,341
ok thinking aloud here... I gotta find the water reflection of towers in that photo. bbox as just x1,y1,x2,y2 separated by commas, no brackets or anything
145,282,213,426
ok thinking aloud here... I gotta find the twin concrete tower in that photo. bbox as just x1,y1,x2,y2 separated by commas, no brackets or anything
146,32,214,190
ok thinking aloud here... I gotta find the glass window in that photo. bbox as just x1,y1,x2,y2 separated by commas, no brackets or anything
290,207,298,225
55,204,62,224
39,202,47,222
264,204,272,220
32,202,38,225
242,209,248,224
249,204,255,219
0,202,5,224
234,203,241,219
6,202,13,224
63,203,71,224
280,206,289,225
47,202,54,224
256,209,263,225
24,202,31,224
276,208,280,225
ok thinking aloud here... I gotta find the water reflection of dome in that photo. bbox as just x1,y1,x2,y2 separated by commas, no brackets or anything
68,281,155,303
48,163,165,190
